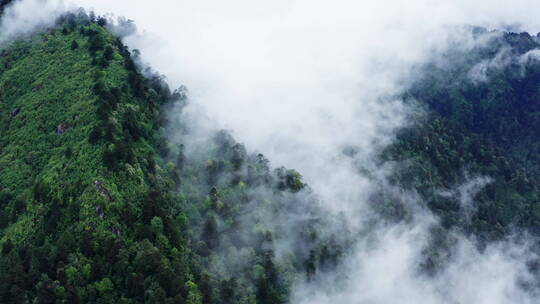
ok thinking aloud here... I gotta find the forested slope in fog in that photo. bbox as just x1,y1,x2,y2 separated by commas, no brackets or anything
2,6,540,304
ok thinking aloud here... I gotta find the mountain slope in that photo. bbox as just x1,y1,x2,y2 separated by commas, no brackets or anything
409,31,540,177
0,17,200,303
0,13,342,304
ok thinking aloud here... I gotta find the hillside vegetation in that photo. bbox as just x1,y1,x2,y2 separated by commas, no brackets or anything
0,12,342,303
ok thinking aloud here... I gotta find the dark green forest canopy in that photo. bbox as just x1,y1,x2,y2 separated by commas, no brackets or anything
380,30,540,245
0,15,199,303
408,30,540,174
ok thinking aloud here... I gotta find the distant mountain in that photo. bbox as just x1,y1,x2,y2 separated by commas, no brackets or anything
377,29,540,272
410,30,540,177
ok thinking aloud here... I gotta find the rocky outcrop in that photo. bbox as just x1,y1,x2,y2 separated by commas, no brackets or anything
10,108,20,117
56,122,70,135
94,180,112,201
95,205,104,218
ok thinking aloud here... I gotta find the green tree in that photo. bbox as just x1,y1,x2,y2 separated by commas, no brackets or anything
70,40,79,50
186,281,202,304
88,34,105,54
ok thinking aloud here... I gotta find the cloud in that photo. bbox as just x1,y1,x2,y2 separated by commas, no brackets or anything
519,48,540,64
0,0,72,45
66,0,540,205
468,46,513,83
438,176,493,222
466,39,540,83
292,220,537,304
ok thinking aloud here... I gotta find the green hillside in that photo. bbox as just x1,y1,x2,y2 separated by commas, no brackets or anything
0,16,202,303
409,31,540,176
0,13,341,303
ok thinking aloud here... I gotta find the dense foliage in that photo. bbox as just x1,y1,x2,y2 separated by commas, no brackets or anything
0,13,200,303
376,30,540,272
3,8,540,303
0,12,343,303
410,30,540,176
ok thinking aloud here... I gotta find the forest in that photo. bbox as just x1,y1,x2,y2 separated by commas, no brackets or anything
0,11,345,303
1,5,540,304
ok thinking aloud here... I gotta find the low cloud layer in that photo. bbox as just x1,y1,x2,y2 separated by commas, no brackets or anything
293,222,538,304
3,0,540,303
67,0,540,210
0,0,70,45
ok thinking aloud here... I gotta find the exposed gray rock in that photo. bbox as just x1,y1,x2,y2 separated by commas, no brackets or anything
111,226,121,238
10,108,20,117
95,205,104,218
56,122,70,135
94,180,112,201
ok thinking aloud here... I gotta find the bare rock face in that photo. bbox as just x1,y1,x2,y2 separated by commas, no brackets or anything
10,108,20,117
111,226,121,238
56,122,70,135
94,180,112,201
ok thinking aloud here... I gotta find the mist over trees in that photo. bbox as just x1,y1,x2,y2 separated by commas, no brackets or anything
0,10,348,303
0,0,15,16
1,3,540,304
